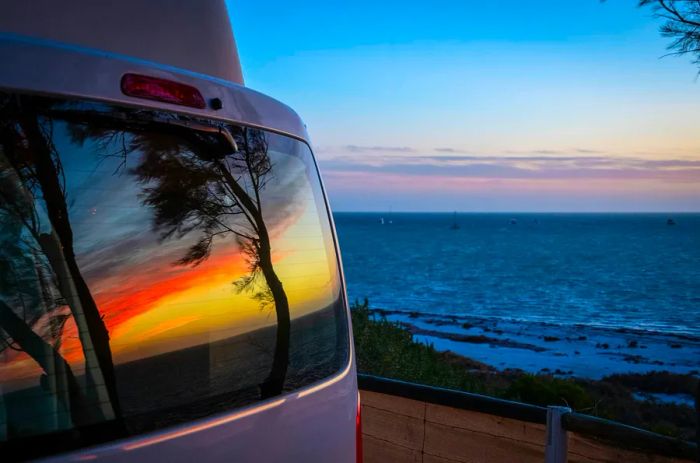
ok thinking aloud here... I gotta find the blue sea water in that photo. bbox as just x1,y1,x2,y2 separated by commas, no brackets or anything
334,213,700,336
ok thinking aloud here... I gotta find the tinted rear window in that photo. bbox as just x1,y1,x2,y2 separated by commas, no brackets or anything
0,94,348,458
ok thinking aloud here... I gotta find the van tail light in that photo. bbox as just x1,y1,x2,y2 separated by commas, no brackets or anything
120,74,206,109
356,392,363,463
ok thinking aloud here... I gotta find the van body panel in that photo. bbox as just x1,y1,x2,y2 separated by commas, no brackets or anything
0,34,307,141
0,0,243,84
0,10,357,461
40,365,357,463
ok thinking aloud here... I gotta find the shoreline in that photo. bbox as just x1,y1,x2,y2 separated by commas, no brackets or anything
370,307,700,406
372,307,700,341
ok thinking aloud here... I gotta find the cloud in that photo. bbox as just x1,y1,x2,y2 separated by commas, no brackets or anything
640,159,700,168
319,145,609,158
319,153,700,182
505,149,564,155
505,148,607,155
532,149,563,155
419,154,613,163
344,145,415,153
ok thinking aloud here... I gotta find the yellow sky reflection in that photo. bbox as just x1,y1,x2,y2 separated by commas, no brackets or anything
108,199,338,364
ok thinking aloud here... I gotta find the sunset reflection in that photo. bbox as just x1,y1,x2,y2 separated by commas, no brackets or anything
0,95,347,441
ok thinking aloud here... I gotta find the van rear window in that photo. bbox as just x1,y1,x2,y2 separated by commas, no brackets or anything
0,94,348,458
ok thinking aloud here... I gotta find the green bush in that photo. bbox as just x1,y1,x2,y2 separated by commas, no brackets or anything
350,299,696,440
504,374,593,410
351,299,484,392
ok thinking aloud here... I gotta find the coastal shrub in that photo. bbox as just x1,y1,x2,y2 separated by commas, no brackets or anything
350,299,484,393
351,300,696,440
604,371,698,396
503,374,593,410
352,299,591,409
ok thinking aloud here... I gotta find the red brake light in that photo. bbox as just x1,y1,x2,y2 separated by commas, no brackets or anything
356,392,363,463
120,73,206,109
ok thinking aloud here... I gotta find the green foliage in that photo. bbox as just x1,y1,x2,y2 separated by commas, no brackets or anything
352,299,593,407
605,371,699,396
351,299,484,392
504,374,593,410
351,300,696,441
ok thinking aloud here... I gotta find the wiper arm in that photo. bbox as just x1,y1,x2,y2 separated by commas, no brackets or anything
47,105,240,153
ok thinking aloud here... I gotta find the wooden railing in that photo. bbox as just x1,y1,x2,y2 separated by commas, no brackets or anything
358,374,697,463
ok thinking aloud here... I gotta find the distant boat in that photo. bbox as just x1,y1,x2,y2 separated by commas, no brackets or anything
450,211,460,230
667,218,676,226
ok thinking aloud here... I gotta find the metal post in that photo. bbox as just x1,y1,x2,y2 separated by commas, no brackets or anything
695,383,699,463
545,406,571,463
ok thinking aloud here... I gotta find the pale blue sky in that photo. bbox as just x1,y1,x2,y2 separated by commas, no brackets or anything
229,1,700,211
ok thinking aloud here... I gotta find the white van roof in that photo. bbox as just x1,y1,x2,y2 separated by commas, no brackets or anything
0,0,310,142
0,0,244,85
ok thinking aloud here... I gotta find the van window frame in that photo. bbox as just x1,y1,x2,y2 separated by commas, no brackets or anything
0,91,351,461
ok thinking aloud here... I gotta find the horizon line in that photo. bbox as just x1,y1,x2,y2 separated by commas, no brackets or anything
331,210,700,214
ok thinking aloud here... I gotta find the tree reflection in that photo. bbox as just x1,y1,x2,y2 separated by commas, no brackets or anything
136,128,293,397
0,172,91,426
0,95,332,442
70,115,296,398
0,97,120,422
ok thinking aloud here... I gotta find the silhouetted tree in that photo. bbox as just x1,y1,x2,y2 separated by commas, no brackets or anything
68,116,295,398
0,97,121,421
130,127,292,398
640,0,700,70
0,169,92,426
0,302,93,425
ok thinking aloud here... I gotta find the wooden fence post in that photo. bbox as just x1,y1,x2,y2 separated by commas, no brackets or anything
545,406,571,463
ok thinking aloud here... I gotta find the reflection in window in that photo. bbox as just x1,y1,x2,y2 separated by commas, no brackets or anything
0,94,347,456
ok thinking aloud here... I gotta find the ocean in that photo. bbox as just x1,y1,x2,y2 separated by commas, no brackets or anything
334,212,700,337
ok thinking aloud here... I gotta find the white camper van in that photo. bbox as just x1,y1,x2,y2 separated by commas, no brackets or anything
0,1,359,461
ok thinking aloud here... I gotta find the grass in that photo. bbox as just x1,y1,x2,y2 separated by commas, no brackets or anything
351,299,697,441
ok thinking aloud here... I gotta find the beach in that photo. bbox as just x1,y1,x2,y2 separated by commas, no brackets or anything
374,308,699,406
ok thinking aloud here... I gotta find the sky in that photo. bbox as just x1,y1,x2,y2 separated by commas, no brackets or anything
229,0,700,212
